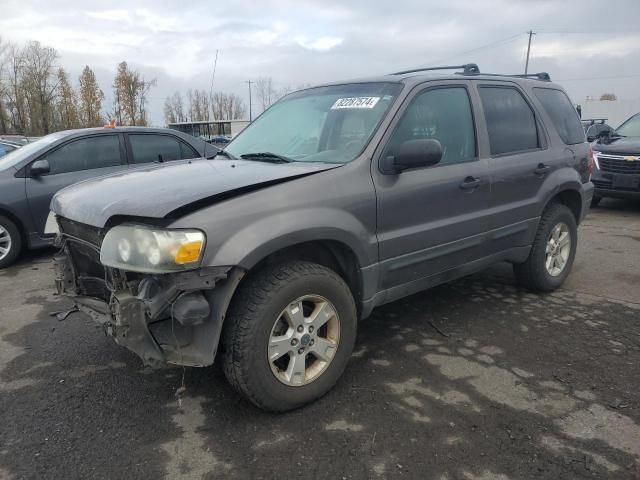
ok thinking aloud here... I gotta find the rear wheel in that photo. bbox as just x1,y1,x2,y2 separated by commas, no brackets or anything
0,215,21,269
514,203,577,292
222,261,357,411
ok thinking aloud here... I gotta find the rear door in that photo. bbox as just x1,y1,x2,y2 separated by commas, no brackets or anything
372,82,491,293
25,133,127,237
475,84,555,253
126,133,200,165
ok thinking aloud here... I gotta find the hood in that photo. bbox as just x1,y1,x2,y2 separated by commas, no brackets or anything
593,136,640,155
51,159,338,227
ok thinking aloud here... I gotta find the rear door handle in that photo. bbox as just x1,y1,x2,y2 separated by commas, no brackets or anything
535,163,551,175
459,176,481,190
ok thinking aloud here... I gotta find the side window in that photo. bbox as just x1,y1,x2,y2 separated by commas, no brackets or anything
43,135,122,175
179,141,199,159
129,134,189,164
533,88,585,145
479,87,539,156
384,87,476,165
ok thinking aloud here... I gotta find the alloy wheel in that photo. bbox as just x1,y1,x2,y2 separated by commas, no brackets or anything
268,295,341,386
0,225,12,262
545,222,571,277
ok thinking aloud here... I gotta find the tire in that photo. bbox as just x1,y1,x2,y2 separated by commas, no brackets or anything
590,195,602,208
222,260,357,411
513,203,577,292
0,215,22,269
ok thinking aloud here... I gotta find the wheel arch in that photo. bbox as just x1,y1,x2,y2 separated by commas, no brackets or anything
543,185,583,224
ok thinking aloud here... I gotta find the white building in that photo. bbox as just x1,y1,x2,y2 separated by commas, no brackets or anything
167,120,250,140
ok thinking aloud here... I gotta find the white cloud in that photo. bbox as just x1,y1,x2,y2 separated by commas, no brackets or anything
86,9,131,23
295,36,343,51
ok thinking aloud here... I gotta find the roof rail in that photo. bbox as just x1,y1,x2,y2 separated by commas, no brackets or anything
391,63,480,76
390,64,552,82
510,72,551,81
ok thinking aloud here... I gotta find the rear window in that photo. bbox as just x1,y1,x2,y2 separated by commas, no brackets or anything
479,86,539,156
534,88,585,145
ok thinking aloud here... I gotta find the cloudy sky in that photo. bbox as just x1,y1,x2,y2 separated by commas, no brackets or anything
1,0,639,125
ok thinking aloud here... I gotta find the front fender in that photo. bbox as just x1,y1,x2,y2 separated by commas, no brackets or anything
204,207,376,270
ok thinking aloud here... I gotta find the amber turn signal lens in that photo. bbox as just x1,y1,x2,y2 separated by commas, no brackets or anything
174,241,204,264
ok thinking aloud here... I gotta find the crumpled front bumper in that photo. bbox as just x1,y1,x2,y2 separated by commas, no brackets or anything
53,248,243,368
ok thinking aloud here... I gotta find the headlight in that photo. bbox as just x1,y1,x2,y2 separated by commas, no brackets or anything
100,224,206,273
592,151,600,170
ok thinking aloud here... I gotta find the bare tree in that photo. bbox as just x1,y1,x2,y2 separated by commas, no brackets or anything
255,77,277,111
186,89,210,121
55,67,79,130
3,43,28,134
164,91,189,125
22,41,59,134
0,37,9,134
211,92,246,120
78,65,104,127
112,61,155,126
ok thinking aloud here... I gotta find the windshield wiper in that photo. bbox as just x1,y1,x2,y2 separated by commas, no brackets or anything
240,152,295,163
207,149,235,160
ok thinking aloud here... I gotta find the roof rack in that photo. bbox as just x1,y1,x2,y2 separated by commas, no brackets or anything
391,63,480,76
390,63,552,81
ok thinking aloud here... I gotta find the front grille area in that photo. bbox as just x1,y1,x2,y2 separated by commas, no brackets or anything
597,154,640,174
58,217,111,300
58,217,104,246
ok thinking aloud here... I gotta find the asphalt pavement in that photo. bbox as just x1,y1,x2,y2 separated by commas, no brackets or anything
1,199,639,480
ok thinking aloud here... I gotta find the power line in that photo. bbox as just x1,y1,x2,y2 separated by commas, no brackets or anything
556,73,640,82
428,32,526,65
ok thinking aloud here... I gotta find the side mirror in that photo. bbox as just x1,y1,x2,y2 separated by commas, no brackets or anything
391,139,442,173
587,135,597,142
30,159,50,177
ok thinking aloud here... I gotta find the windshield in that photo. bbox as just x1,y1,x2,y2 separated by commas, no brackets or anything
0,132,68,171
616,114,640,137
225,82,402,164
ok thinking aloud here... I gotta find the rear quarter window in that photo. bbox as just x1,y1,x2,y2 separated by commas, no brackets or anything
533,88,585,145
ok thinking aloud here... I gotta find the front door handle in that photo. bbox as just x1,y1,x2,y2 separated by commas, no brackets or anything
459,176,481,190
535,163,551,175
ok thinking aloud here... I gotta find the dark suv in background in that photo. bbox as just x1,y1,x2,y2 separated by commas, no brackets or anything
591,113,640,206
51,65,593,411
0,127,217,268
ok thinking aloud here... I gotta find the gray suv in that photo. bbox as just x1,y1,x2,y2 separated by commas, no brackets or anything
51,65,594,411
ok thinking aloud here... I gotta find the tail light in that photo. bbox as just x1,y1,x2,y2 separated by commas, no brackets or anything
587,145,594,178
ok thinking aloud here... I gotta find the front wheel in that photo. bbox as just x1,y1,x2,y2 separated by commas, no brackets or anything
0,215,22,269
590,195,602,208
222,261,357,411
514,203,577,292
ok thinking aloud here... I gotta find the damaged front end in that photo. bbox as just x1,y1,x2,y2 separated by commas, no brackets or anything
53,217,243,368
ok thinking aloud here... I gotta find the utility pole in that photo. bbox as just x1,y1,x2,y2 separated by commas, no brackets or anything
246,80,253,122
524,30,536,75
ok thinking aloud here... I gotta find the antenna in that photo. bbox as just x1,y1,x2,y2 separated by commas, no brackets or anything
209,49,219,118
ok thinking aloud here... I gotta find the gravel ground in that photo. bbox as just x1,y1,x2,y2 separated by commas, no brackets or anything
1,198,639,480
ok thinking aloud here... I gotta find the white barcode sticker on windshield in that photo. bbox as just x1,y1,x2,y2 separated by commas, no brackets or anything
331,97,380,109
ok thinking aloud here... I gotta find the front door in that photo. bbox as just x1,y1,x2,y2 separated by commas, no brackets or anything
372,83,490,293
25,133,127,237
